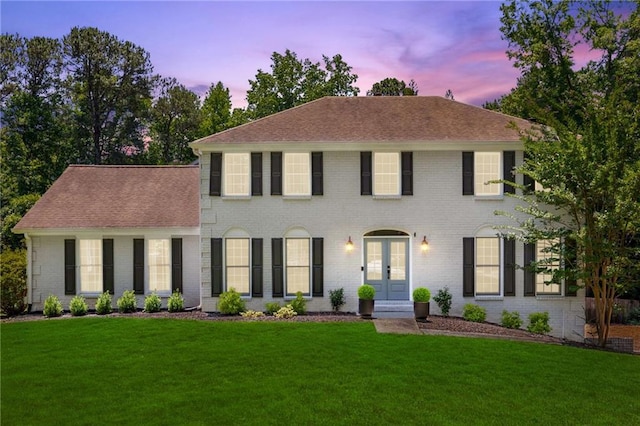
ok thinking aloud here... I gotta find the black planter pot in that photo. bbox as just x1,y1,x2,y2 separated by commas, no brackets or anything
414,301,430,322
359,299,375,319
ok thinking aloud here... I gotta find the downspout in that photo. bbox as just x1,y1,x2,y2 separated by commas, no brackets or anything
24,233,33,312
194,147,204,310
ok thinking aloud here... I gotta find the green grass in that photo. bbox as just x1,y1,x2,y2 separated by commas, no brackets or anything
2,318,639,425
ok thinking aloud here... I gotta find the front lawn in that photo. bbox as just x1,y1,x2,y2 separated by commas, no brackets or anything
2,318,638,425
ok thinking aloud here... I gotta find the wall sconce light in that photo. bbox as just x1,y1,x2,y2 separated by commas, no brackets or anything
345,236,354,252
421,236,430,252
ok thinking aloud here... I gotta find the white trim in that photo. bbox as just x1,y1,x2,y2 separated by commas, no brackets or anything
16,227,200,237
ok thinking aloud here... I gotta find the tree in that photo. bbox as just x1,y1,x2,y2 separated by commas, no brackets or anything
497,0,640,347
0,34,23,107
200,81,231,135
246,49,359,119
63,27,154,164
367,77,418,96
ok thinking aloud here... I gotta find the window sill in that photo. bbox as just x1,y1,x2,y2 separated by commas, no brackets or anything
222,195,251,200
283,195,312,200
535,295,564,300
474,195,504,201
284,295,312,300
372,194,402,200
475,296,503,301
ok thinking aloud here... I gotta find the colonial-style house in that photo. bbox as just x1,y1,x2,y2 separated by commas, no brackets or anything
12,165,201,310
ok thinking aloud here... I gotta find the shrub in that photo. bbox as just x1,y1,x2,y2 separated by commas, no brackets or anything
329,288,346,312
0,249,27,316
69,295,88,317
266,302,281,315
627,306,640,325
43,294,63,318
358,284,375,300
274,304,297,319
433,287,452,317
290,291,307,315
95,291,113,315
501,310,522,329
240,310,265,319
217,288,245,315
117,290,138,313
167,289,184,313
462,304,486,323
412,287,431,303
144,292,162,313
527,311,552,334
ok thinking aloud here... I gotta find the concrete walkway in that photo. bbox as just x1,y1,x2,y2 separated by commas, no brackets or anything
373,318,421,335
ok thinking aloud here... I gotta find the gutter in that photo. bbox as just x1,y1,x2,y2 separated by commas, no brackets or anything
24,233,33,312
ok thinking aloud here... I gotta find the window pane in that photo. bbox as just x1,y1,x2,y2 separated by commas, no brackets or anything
226,238,249,294
286,239,309,267
536,239,561,294
475,152,501,195
389,241,406,280
286,238,310,294
366,241,382,280
476,237,499,294
374,152,400,195
227,267,249,294
149,239,170,292
224,153,250,196
284,153,310,196
80,239,102,293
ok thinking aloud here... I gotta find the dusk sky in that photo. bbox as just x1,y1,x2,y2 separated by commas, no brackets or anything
0,1,604,108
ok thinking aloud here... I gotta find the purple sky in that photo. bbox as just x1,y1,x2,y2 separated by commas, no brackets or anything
0,1,602,108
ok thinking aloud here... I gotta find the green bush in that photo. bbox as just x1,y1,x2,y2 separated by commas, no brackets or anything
274,304,297,319
217,288,245,315
266,302,281,315
69,295,88,316
627,306,640,325
0,249,27,316
290,291,307,315
462,304,486,323
95,291,113,315
167,289,184,313
433,287,452,317
501,310,522,329
358,284,375,300
240,310,265,319
117,290,138,313
144,292,162,313
43,294,63,318
329,288,346,312
412,287,431,303
527,312,552,334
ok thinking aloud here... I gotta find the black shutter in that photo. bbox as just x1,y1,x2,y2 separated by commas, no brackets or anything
209,152,222,196
503,151,516,194
564,237,578,296
401,151,413,196
171,238,183,293
503,238,515,296
463,237,475,297
524,243,536,297
64,239,76,295
272,238,284,297
361,152,372,195
251,152,263,196
211,238,223,297
523,152,534,192
103,239,114,295
133,239,145,294
312,152,323,196
271,152,282,195
312,238,324,297
462,152,474,195
251,238,263,297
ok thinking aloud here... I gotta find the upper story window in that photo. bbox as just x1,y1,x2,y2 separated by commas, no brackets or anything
224,153,250,196
373,152,400,195
79,239,103,293
284,153,311,196
209,152,262,197
462,151,515,196
474,152,501,196
361,152,413,196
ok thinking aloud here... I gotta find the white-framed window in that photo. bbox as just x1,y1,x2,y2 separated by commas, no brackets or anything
284,153,310,196
476,237,500,295
148,239,171,292
225,238,250,294
286,238,310,295
475,152,501,196
536,239,561,295
373,152,400,196
79,239,102,293
224,153,250,196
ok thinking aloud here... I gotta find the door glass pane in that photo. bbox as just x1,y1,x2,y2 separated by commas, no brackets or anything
366,241,382,280
389,241,406,280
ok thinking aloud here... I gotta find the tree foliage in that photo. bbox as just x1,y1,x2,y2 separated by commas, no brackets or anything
367,77,418,96
0,249,27,316
496,0,640,347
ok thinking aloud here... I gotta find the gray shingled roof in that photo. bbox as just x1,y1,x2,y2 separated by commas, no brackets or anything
191,96,530,146
13,165,199,231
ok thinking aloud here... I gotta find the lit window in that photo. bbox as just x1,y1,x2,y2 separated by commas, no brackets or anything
149,239,170,292
225,238,250,294
284,153,310,196
286,238,310,295
536,239,561,294
224,153,250,196
476,237,500,295
80,239,102,293
374,152,400,195
475,152,501,196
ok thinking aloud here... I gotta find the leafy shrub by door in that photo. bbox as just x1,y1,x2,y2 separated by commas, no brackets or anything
69,295,88,316
0,249,27,316
462,304,486,323
117,290,137,313
95,291,113,315
167,289,184,312
527,312,552,334
290,291,307,315
43,294,63,318
433,287,452,317
358,284,375,300
144,292,162,313
412,287,431,303
329,288,346,312
501,310,522,329
217,288,245,315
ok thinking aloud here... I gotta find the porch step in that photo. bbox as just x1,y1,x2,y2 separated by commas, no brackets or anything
375,301,413,312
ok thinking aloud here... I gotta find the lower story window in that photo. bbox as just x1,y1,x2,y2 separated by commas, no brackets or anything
79,239,102,293
286,238,310,295
149,239,170,292
476,237,500,295
536,239,561,295
226,238,250,294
